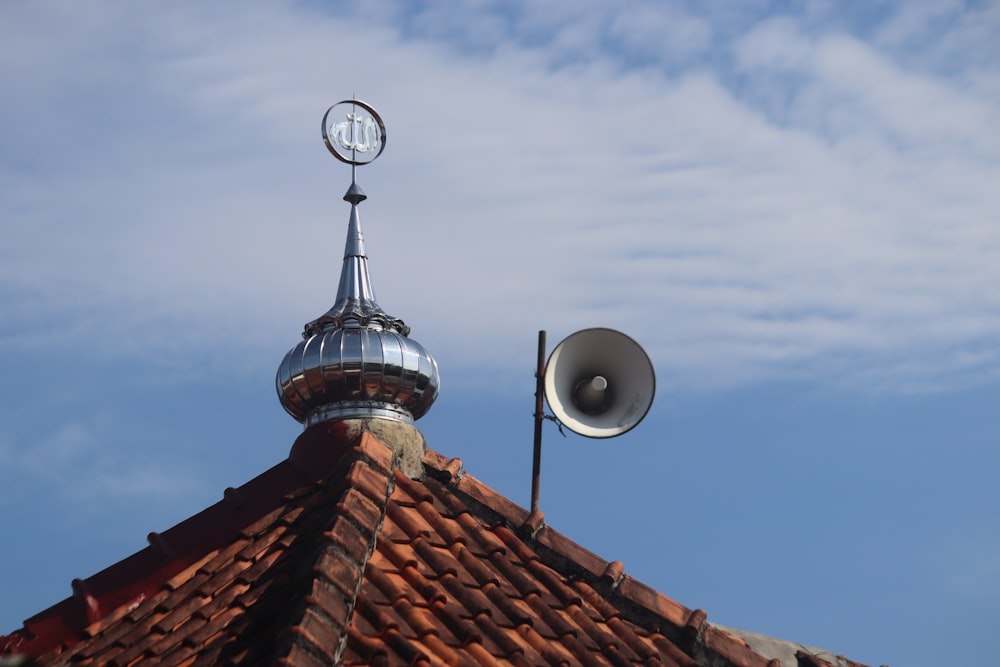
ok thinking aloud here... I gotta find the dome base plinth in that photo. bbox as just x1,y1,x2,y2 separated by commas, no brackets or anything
290,414,427,480
306,401,414,427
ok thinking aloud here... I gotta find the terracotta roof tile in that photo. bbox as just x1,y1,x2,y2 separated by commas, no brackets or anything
702,626,774,667
2,428,872,667
336,464,767,666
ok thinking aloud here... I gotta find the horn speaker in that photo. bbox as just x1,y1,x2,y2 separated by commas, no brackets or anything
544,328,655,438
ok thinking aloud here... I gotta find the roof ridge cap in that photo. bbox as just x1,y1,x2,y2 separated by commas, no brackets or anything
709,624,874,667
421,447,464,482
275,436,396,666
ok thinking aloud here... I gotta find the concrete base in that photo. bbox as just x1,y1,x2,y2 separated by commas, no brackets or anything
289,417,428,481
338,418,428,479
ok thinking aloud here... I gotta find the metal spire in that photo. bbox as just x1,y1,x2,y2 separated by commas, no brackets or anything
303,103,407,337
277,99,438,426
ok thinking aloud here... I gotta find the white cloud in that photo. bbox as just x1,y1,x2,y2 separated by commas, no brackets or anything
1,0,998,394
732,16,813,73
809,34,996,151
608,3,713,63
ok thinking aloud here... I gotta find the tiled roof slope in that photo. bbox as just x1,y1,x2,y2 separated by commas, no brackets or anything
1,425,872,667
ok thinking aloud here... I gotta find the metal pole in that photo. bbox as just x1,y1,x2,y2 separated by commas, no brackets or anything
531,330,546,514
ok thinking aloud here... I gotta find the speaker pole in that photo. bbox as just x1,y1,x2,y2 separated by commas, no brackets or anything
531,329,546,515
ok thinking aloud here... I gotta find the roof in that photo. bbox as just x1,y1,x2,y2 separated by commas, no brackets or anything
1,423,872,666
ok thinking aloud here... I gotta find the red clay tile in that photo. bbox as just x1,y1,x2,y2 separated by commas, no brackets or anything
280,641,333,667
324,518,371,567
314,545,363,598
301,578,350,629
603,614,663,664
363,564,411,611
151,593,211,634
454,472,530,527
376,536,422,575
392,479,434,508
702,626,774,667
650,633,701,667
533,521,610,580
463,640,505,666
188,639,227,667
575,580,624,621
385,500,436,542
617,575,692,628
3,431,872,667
797,652,836,667
413,501,470,548
486,552,542,599
686,608,708,632
411,540,461,580
454,511,509,558
106,630,162,666
342,461,393,506
343,623,388,666
520,621,576,664
356,433,397,475
197,579,252,620
487,588,542,633
392,598,445,641
380,626,431,664
520,509,545,538
336,488,383,537
603,560,626,587
289,608,340,663
524,558,584,608
454,543,502,588
429,573,494,622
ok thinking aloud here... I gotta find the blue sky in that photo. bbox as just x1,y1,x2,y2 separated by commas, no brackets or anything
1,1,998,665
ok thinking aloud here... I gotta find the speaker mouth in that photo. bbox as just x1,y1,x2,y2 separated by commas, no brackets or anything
572,375,612,415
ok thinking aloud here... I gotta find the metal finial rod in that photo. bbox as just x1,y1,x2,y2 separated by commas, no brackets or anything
531,330,546,514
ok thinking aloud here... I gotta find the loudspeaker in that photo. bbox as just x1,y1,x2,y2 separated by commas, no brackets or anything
544,328,655,438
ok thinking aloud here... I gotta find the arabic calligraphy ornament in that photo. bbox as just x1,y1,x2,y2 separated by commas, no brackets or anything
322,99,386,165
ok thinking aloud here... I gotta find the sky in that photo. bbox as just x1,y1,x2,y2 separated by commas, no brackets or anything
0,1,998,665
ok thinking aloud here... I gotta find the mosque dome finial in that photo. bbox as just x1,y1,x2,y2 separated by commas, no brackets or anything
276,100,440,427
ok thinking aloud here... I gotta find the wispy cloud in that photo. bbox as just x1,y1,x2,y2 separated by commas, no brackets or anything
1,0,997,393
0,420,200,511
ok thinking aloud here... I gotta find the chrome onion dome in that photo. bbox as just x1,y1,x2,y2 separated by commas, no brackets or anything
277,102,439,427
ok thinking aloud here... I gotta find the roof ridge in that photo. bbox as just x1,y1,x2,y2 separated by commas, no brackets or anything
417,445,843,667
420,447,697,620
4,436,874,667
1,428,379,660
1,456,316,658
276,433,397,666
25,433,396,665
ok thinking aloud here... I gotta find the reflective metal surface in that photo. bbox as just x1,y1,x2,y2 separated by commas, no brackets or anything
277,327,439,423
276,100,439,427
322,99,386,166
302,199,409,337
